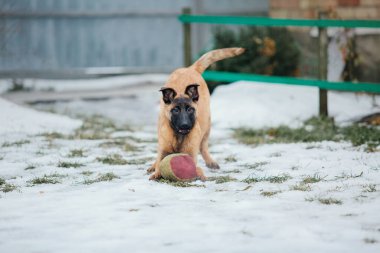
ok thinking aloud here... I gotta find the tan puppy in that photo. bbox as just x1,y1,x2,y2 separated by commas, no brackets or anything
148,47,245,180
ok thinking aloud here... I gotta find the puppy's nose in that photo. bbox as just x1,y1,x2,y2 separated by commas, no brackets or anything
180,123,191,130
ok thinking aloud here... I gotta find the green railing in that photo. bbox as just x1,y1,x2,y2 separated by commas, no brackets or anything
179,15,380,28
203,71,380,93
178,12,380,99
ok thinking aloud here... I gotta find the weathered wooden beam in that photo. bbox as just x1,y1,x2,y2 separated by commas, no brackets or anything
182,7,192,67
318,11,328,117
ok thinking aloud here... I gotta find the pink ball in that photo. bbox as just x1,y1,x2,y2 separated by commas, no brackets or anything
159,153,197,181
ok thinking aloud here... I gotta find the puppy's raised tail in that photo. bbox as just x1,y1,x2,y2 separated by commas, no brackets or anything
191,47,245,74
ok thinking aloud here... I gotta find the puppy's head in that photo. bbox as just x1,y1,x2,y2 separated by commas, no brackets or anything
160,84,199,136
159,48,245,136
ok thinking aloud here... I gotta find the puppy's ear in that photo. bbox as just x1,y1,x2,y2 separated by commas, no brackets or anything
160,88,177,104
185,84,200,102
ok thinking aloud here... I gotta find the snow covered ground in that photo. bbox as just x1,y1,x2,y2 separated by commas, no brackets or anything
0,77,379,253
211,81,380,128
0,98,81,135
0,74,168,93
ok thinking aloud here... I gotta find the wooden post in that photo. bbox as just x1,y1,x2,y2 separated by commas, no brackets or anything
182,7,192,67
318,11,328,117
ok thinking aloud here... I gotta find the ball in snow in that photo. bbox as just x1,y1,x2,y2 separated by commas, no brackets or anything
159,153,197,181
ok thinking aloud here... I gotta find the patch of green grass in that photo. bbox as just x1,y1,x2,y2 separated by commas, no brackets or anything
242,176,260,184
2,139,31,147
296,173,325,191
97,154,151,165
354,194,369,202
221,169,241,174
84,172,120,184
239,185,253,191
243,173,291,184
28,173,65,185
318,197,343,205
365,142,379,152
207,175,237,184
1,182,17,193
243,161,269,170
269,152,282,157
302,174,324,184
342,124,380,147
234,117,337,144
127,135,157,143
127,157,153,165
224,155,237,163
362,184,376,193
99,139,126,148
234,116,380,148
35,150,45,156
41,132,65,139
73,131,108,140
158,178,205,188
0,178,6,185
68,149,85,157
305,144,322,149
70,115,118,140
25,164,36,170
335,171,363,180
58,161,84,168
99,139,138,152
124,142,138,152
290,183,312,191
81,170,94,176
267,174,292,183
83,115,117,130
364,238,378,244
96,154,128,165
261,191,281,197
305,197,315,202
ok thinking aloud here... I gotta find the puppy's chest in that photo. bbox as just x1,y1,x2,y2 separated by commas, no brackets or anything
171,135,192,153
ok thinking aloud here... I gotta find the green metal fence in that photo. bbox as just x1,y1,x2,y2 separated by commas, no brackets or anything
178,12,380,97
203,71,380,94
179,15,380,28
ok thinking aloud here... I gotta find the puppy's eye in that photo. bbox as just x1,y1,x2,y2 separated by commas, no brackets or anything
187,107,195,113
171,107,180,114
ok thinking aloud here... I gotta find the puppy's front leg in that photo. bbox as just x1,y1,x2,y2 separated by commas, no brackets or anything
196,167,206,181
149,170,161,180
147,161,156,174
189,150,207,181
148,153,163,180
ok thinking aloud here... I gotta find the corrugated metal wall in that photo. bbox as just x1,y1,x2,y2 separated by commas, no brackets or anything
0,0,268,75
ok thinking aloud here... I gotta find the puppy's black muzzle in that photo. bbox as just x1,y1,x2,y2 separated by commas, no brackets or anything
173,113,193,135
171,108,195,136
169,97,196,136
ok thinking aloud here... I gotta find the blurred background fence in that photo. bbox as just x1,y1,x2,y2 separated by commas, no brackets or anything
0,0,267,78
0,0,379,86
178,12,380,117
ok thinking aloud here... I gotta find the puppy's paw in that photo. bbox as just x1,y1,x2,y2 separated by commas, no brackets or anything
206,161,220,170
149,171,162,181
196,167,207,182
146,166,155,174
199,175,207,182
